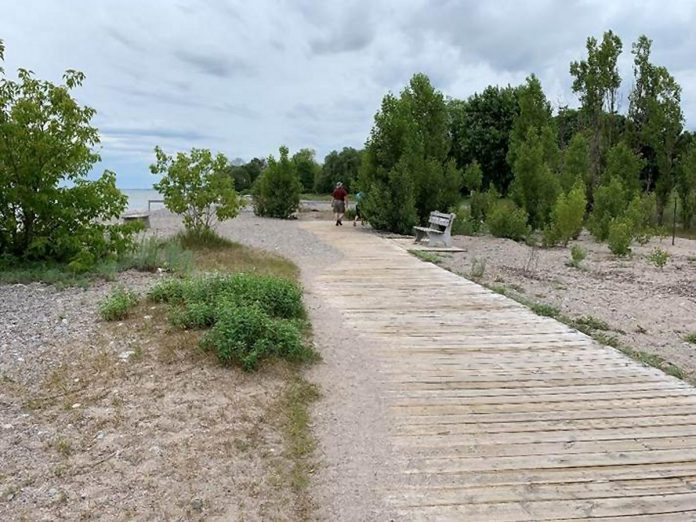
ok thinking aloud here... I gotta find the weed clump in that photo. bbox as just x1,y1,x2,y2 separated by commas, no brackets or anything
99,287,139,321
647,247,670,268
567,245,587,268
149,273,311,370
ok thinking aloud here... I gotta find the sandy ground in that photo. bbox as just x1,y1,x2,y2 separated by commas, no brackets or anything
432,231,696,379
0,208,394,521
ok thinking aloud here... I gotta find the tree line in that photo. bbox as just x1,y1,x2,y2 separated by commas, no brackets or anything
2,30,696,269
356,30,696,253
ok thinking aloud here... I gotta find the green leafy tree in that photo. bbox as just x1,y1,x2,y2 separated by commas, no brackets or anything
628,35,684,223
448,85,520,192
0,41,135,265
561,133,590,193
462,161,483,193
316,147,362,193
603,142,644,198
150,147,240,233
588,177,628,240
359,73,462,233
252,146,301,219
544,184,587,246
224,158,266,193
510,128,560,229
570,30,623,188
507,75,559,172
292,148,320,192
677,142,696,229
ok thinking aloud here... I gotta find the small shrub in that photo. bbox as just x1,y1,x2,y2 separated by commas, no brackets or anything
253,146,302,219
451,207,477,236
567,245,587,268
647,247,670,268
470,257,486,280
149,274,304,320
99,287,139,321
625,193,656,244
607,219,633,257
588,177,628,241
200,305,311,371
486,200,529,241
684,333,696,344
544,185,586,246
470,187,498,226
148,278,187,303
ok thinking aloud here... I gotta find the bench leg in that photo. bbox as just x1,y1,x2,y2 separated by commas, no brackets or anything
426,232,450,248
414,229,427,243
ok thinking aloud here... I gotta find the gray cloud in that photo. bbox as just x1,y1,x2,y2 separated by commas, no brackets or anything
101,126,212,141
173,49,254,78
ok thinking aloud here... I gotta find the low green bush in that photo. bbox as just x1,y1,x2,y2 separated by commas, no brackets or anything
451,207,477,236
149,272,309,370
608,219,633,257
544,185,586,246
201,305,312,370
648,247,670,268
567,245,587,268
486,200,529,241
149,273,304,320
99,287,139,321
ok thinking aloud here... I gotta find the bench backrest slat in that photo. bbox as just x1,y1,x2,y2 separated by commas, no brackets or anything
428,211,455,229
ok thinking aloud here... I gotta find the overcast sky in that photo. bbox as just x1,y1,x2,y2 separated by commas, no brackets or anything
2,0,695,188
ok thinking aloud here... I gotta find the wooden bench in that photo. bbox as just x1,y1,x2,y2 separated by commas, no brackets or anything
413,211,455,248
121,212,150,229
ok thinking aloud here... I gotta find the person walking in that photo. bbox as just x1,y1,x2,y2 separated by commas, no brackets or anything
353,191,365,226
331,182,348,226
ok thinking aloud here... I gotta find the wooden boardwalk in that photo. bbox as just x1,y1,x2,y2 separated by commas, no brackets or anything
303,222,696,521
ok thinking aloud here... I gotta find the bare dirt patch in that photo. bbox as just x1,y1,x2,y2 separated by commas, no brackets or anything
435,231,696,379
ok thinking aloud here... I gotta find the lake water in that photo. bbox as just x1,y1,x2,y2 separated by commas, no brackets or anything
121,189,164,212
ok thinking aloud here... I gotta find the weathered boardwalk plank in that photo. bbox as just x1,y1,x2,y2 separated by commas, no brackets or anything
302,222,696,521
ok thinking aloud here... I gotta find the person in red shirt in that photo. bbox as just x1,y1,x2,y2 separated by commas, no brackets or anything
331,182,348,226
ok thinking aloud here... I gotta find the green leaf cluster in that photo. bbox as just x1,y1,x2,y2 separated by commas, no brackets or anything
150,146,240,233
0,43,136,265
149,273,311,371
253,146,302,219
544,184,587,246
486,200,530,241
